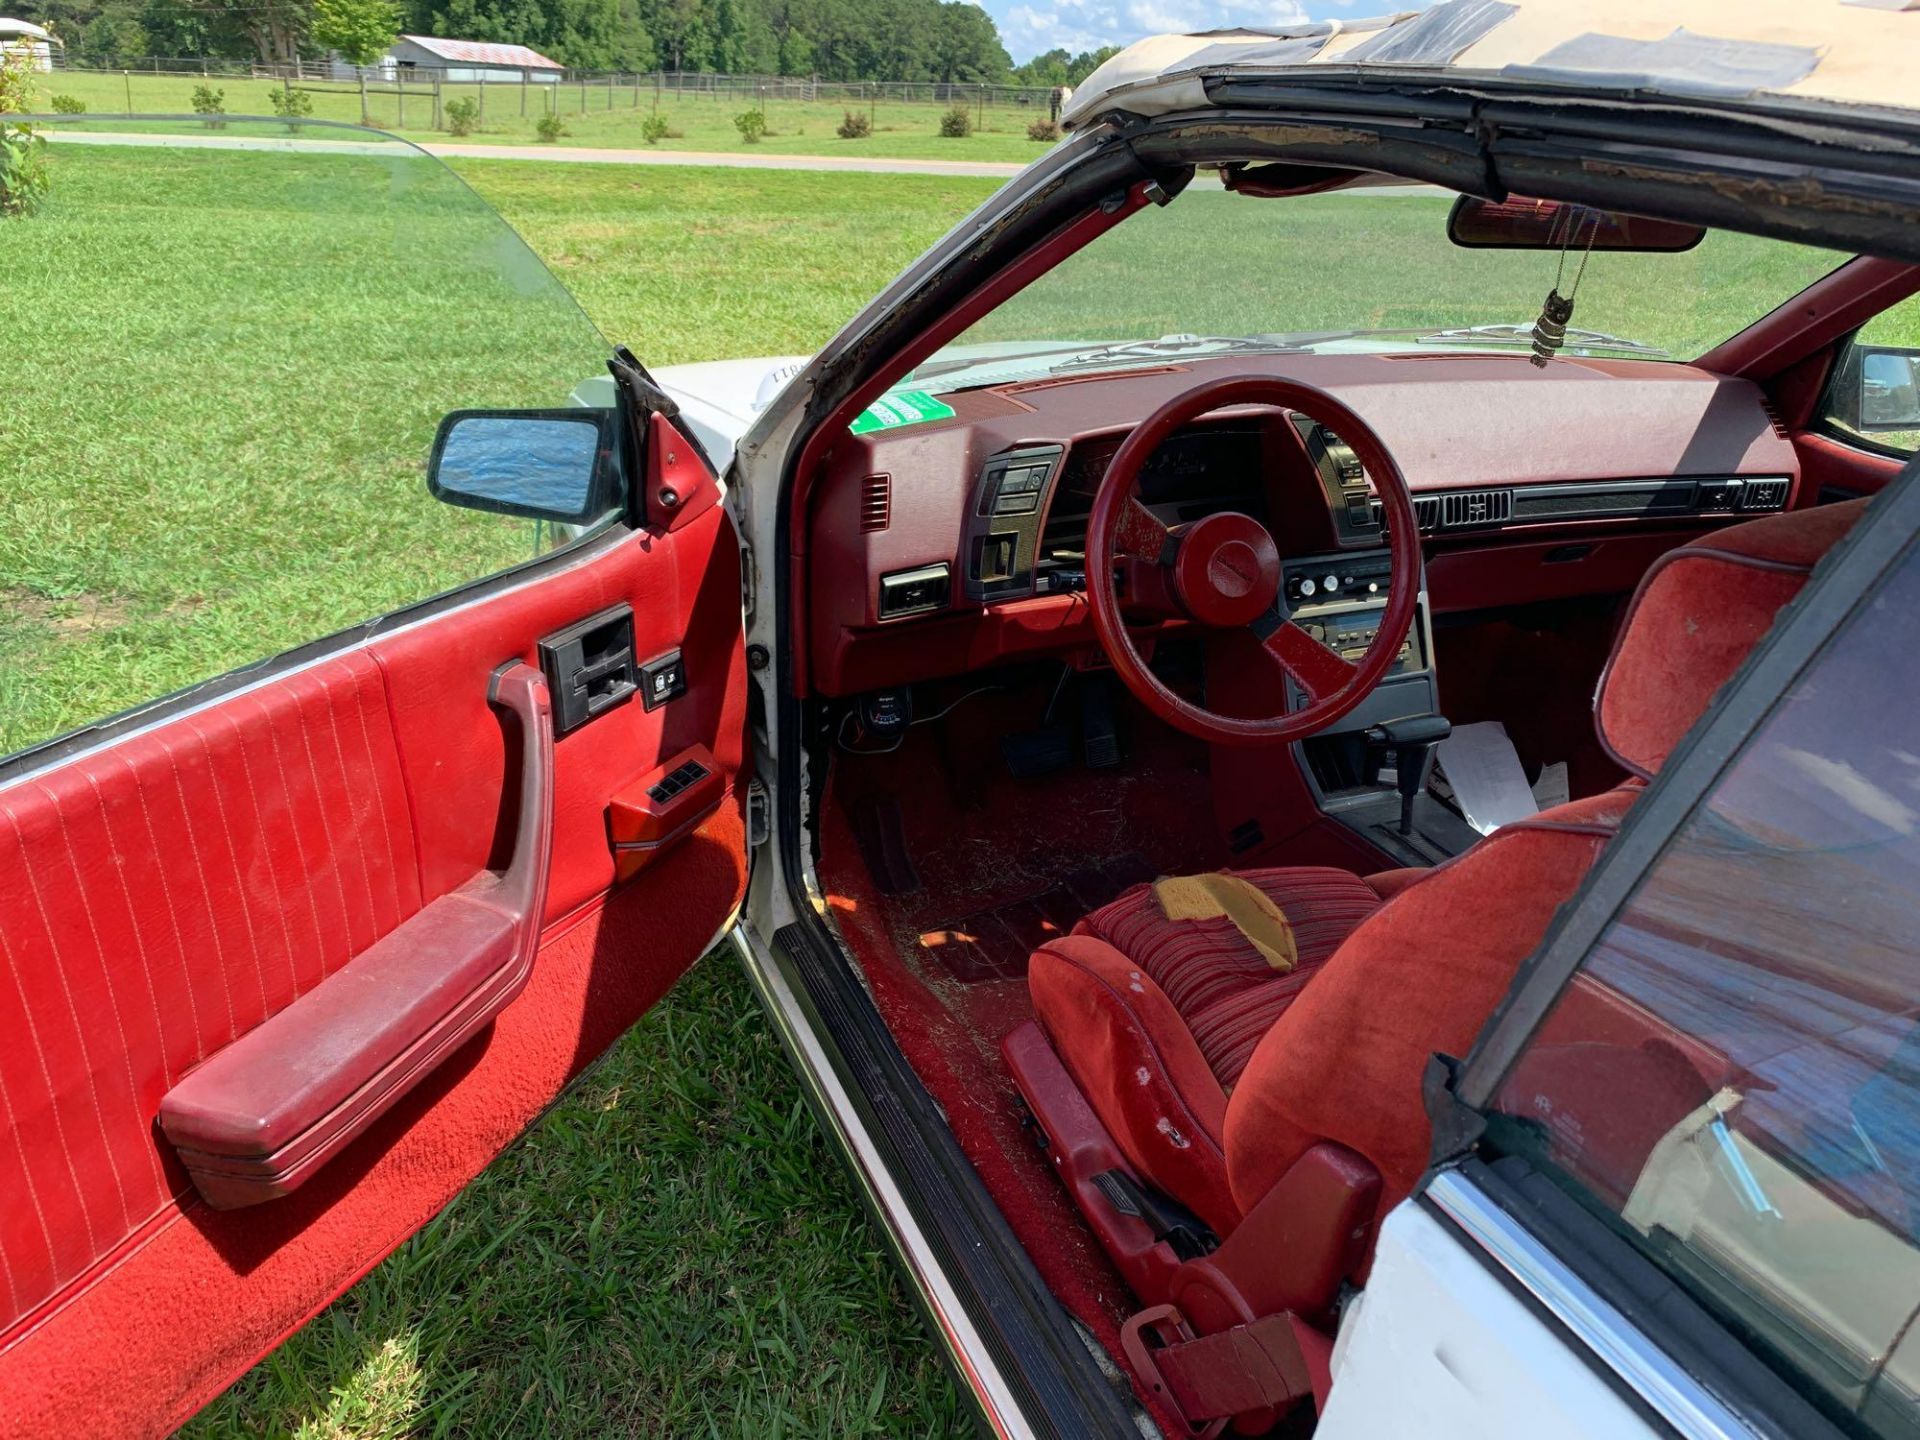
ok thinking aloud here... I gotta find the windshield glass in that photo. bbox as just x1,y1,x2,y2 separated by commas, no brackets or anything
912,182,1849,391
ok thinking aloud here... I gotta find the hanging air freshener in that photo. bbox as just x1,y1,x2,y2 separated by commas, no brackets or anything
1529,209,1599,368
1529,288,1575,365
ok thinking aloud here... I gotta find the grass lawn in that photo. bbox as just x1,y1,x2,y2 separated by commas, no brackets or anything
40,71,1054,162
1,132,994,1437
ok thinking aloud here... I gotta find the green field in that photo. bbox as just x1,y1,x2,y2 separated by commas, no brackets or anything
40,69,1054,161
0,132,994,753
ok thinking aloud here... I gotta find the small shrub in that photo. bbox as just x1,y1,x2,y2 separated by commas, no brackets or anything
1026,117,1059,143
190,84,226,129
535,110,567,142
444,96,479,137
640,112,669,145
733,108,766,144
836,109,871,140
268,85,312,132
50,93,86,114
0,46,50,219
939,104,972,138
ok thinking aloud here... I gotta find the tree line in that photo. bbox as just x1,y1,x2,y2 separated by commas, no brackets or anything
16,0,1122,84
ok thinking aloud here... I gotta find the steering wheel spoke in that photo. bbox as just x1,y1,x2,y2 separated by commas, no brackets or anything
1114,497,1178,565
1256,613,1358,703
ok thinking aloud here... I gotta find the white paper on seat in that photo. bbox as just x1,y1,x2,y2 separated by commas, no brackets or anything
1531,760,1571,810
1437,721,1538,835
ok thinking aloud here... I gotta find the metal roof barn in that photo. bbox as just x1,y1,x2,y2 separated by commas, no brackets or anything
331,34,566,83
0,16,57,71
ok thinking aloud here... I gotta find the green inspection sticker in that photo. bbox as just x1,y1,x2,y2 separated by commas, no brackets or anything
849,389,957,435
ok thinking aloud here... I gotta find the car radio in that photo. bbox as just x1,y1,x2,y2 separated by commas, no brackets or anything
1281,550,1424,675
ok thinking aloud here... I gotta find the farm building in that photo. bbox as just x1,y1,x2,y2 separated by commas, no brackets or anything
330,35,564,83
0,17,58,71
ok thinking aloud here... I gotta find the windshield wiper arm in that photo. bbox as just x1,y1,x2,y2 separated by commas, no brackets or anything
1412,324,1668,357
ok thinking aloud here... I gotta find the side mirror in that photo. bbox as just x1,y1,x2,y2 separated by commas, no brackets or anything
427,409,618,524
1854,347,1920,432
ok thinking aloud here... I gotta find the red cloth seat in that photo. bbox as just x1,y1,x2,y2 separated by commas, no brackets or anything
1027,500,1867,1251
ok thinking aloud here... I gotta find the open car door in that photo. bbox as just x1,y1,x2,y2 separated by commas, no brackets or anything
0,122,748,1437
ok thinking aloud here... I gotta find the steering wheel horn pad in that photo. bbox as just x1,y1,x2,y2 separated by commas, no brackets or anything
1083,373,1423,747
1171,512,1282,628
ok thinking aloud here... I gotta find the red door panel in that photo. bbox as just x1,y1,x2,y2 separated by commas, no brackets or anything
0,497,747,1438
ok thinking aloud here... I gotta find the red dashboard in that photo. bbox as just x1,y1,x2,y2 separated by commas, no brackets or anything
804,352,1800,698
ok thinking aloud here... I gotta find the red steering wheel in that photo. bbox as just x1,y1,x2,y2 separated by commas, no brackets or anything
1084,374,1421,747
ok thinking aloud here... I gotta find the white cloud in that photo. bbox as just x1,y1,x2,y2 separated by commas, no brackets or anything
988,0,1423,66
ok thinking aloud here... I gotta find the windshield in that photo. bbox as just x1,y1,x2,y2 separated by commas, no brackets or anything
911,182,1849,391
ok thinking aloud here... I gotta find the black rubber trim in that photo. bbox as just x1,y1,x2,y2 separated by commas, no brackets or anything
1426,1157,1847,1440
758,918,1139,1438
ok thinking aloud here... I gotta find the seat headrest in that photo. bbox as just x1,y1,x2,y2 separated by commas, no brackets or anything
1595,499,1868,778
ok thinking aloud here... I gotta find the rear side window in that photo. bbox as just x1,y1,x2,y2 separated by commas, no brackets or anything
1490,537,1920,1437
1823,292,1920,458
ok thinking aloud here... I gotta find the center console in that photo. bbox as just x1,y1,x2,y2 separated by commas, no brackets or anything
1279,548,1434,731
1280,547,1479,866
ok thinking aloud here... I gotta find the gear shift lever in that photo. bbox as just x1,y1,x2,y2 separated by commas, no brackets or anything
1365,715,1452,836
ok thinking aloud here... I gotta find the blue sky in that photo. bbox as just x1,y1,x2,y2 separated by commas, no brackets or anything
985,1,1431,66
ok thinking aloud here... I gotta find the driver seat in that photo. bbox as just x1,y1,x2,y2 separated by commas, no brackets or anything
1012,500,1865,1301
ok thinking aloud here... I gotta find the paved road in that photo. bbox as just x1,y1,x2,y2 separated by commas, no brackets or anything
427,141,1026,177
45,128,1026,178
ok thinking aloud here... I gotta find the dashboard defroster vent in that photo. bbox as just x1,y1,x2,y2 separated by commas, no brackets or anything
860,474,892,533
1440,489,1513,529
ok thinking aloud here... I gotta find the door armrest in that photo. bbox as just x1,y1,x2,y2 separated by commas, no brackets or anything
160,662,554,1209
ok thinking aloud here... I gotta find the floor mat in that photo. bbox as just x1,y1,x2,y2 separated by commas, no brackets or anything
916,853,1158,983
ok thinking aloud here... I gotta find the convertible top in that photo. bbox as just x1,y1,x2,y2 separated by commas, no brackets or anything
1065,0,1920,131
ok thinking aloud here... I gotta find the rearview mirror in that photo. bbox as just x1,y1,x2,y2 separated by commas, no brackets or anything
427,409,618,524
1839,346,1920,433
1447,195,1704,252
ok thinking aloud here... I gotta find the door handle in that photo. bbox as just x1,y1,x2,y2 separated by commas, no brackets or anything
538,603,637,736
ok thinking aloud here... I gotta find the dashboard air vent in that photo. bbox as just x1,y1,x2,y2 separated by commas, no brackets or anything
1380,496,1443,532
1742,477,1790,512
1412,496,1440,531
859,474,891,533
1440,489,1512,529
1757,396,1790,440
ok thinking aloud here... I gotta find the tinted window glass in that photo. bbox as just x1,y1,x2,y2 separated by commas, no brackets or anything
0,119,617,761
1492,535,1920,1437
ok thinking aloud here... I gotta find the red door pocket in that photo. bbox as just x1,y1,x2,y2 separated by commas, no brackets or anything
608,743,727,882
159,663,555,1209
